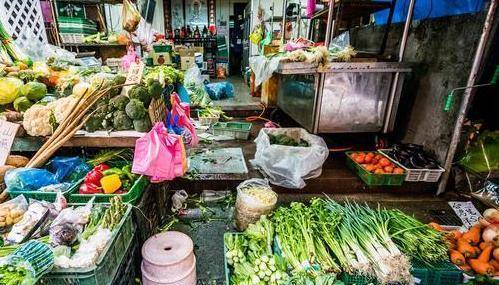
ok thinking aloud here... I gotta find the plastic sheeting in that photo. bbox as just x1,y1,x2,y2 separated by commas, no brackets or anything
375,0,486,24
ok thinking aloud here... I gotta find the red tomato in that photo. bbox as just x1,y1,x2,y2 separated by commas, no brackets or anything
384,166,394,173
364,156,373,163
374,168,385,174
393,168,404,174
379,158,391,167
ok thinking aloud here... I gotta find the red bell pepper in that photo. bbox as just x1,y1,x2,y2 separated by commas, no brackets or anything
79,183,101,194
84,164,109,185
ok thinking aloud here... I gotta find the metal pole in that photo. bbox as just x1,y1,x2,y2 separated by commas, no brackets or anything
437,0,498,195
313,1,336,133
382,0,416,133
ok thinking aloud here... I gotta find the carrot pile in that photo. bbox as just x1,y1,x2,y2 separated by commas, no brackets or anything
446,208,499,277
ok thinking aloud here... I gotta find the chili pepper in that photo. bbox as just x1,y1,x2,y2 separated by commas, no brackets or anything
79,183,101,194
94,164,110,172
102,168,124,176
121,165,137,181
100,174,122,194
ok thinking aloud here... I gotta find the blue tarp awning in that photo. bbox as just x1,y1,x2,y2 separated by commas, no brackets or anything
375,0,487,24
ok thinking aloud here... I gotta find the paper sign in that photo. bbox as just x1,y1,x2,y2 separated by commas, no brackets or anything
449,201,482,228
121,61,145,96
0,121,20,165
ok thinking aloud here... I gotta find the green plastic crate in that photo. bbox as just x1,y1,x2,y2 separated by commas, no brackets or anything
68,175,149,205
345,151,406,186
39,204,135,285
6,180,79,202
212,122,252,140
153,44,172,53
427,261,463,285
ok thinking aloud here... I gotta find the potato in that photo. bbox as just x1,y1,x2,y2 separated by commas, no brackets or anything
0,165,15,182
6,155,29,168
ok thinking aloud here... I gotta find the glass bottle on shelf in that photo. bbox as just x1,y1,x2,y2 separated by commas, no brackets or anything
202,25,208,38
180,26,186,38
194,26,201,38
186,25,192,38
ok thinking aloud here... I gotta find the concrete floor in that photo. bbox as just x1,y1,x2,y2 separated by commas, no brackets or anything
211,76,261,110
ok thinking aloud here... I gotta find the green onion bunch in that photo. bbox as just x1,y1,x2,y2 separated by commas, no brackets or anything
382,209,449,265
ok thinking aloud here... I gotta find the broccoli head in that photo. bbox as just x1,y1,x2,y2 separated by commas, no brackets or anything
112,110,133,131
133,117,152,132
109,74,127,96
146,79,163,100
85,101,108,132
109,95,130,111
125,99,147,120
128,84,151,108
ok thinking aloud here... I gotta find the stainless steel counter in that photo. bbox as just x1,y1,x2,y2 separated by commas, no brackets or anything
275,61,411,133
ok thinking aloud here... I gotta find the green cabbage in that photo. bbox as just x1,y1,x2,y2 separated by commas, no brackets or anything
21,81,47,101
0,77,23,105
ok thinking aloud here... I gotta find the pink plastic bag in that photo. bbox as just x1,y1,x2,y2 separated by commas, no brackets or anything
167,93,198,147
132,122,187,182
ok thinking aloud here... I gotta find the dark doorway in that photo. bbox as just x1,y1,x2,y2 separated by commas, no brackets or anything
229,3,246,76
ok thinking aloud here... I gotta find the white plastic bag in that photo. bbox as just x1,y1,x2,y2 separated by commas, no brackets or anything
234,178,277,231
251,128,329,189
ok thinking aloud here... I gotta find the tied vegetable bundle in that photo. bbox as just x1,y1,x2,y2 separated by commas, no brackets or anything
0,21,32,67
226,197,450,285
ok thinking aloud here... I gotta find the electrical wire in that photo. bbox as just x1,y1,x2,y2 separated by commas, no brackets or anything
245,104,281,127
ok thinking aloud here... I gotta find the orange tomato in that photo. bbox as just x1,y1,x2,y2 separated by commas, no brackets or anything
366,152,375,158
364,156,373,163
354,156,365,164
374,168,385,174
375,154,383,161
393,167,404,174
364,164,375,172
379,158,391,167
351,153,357,159
384,166,394,173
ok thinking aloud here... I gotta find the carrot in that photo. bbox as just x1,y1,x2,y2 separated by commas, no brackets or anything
473,246,482,257
459,264,472,272
457,238,477,258
450,250,466,266
480,242,492,250
451,230,463,240
490,259,499,271
478,245,494,262
469,259,495,276
462,224,482,245
428,222,443,232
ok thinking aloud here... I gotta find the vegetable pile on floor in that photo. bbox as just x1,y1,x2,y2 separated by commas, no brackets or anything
226,197,451,285
447,208,499,278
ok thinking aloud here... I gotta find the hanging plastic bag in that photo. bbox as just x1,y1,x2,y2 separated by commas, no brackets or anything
4,168,58,192
234,178,277,230
122,0,141,33
458,131,499,174
166,93,198,147
49,200,93,246
251,128,329,189
132,122,187,182
184,65,211,107
205,82,234,100
6,200,50,244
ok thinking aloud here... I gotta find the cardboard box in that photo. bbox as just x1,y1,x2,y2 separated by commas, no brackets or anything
181,56,195,70
152,52,172,65
178,48,195,57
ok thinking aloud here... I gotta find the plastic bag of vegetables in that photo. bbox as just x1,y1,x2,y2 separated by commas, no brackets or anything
235,178,277,231
0,77,23,105
122,0,141,32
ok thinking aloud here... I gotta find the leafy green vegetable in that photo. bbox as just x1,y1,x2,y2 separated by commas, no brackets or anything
13,96,32,112
269,134,309,147
146,79,163,99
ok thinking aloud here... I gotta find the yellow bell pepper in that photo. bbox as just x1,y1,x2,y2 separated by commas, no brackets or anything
100,174,122,194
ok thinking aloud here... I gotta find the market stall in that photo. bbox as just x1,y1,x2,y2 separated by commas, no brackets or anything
0,0,498,284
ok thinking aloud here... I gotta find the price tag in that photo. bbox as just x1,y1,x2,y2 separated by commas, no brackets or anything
448,201,482,228
0,121,20,166
121,61,145,96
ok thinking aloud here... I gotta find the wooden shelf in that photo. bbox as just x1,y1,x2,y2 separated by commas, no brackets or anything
12,136,138,152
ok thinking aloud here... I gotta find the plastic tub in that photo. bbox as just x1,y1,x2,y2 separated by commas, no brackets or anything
345,151,406,186
211,122,252,140
379,149,445,182
39,204,135,285
68,175,149,205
